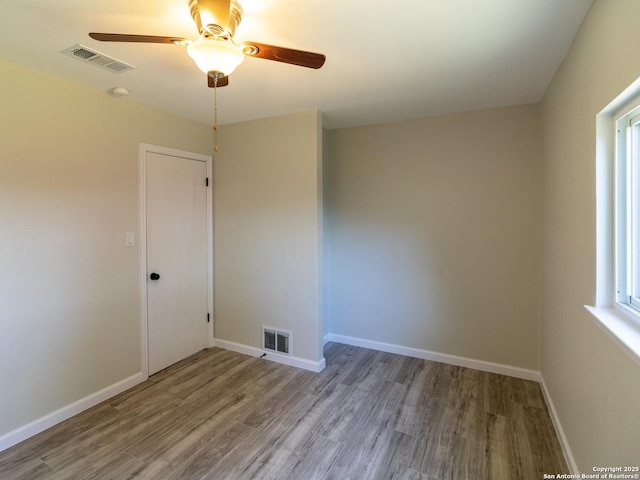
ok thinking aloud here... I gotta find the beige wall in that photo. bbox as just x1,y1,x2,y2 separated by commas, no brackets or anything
213,110,324,363
541,0,640,469
325,105,541,369
0,59,211,438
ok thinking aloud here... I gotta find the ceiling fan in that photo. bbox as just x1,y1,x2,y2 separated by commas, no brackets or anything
89,0,326,88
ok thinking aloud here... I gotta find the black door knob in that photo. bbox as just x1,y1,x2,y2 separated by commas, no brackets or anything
149,272,160,280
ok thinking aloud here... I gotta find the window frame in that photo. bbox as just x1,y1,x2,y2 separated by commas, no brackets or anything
614,102,640,324
588,84,640,367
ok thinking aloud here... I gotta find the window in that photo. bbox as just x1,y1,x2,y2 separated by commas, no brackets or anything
615,105,640,321
587,89,640,364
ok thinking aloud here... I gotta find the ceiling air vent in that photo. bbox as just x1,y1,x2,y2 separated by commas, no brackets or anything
60,44,135,73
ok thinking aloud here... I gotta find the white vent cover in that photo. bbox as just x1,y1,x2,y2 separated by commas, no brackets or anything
262,326,291,356
60,44,135,73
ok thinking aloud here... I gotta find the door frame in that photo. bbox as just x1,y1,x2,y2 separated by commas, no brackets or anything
138,143,214,378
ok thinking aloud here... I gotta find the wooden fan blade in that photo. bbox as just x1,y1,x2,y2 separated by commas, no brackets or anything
89,33,189,45
192,0,231,32
207,73,229,88
242,42,326,69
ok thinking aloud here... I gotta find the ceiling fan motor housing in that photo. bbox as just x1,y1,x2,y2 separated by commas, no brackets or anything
189,0,243,37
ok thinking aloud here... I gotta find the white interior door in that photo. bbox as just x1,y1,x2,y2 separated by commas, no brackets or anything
145,150,209,375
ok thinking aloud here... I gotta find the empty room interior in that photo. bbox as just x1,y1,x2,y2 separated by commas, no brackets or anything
1,0,640,478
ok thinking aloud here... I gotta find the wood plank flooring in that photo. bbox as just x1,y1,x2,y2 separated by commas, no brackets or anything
0,343,568,479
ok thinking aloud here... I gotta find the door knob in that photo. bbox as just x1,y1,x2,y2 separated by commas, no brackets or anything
149,272,160,280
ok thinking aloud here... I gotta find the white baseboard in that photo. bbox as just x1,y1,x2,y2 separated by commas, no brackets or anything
0,372,146,453
539,376,579,474
325,333,541,381
213,338,326,373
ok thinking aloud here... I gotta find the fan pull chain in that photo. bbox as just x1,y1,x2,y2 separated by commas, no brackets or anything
213,76,219,152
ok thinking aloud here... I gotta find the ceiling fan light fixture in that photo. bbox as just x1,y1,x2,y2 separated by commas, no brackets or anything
187,34,244,76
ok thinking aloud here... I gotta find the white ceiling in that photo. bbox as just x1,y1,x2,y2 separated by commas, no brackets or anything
0,0,593,129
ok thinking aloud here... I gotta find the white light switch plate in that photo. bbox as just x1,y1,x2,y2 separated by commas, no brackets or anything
126,232,135,247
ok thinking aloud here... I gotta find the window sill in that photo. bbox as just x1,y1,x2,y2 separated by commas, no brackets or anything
584,305,640,366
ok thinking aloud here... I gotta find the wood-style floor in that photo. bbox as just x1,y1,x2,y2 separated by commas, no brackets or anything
0,343,568,479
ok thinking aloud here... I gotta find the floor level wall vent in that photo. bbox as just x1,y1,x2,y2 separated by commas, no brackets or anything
262,326,292,356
